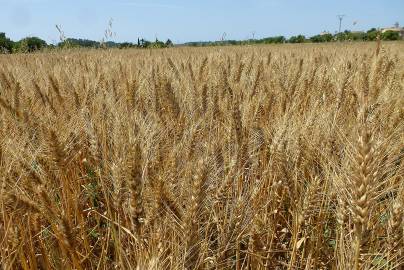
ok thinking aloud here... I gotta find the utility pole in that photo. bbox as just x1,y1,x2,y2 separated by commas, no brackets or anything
337,14,346,33
221,32,227,41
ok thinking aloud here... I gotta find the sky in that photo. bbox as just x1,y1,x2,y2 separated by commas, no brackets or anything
0,0,403,44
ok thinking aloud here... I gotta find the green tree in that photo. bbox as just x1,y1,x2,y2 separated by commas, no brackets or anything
142,40,151,48
381,31,400,41
365,28,379,41
59,38,100,48
13,37,47,53
350,31,366,41
310,33,333,43
165,39,173,47
119,42,135,49
289,35,306,43
260,36,286,44
334,30,351,41
0,33,14,53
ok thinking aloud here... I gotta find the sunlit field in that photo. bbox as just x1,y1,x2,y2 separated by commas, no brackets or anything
0,42,403,269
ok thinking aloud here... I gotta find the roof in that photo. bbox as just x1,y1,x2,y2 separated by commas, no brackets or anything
381,27,404,33
319,31,331,35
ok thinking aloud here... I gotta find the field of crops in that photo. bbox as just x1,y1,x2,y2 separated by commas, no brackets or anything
0,42,403,269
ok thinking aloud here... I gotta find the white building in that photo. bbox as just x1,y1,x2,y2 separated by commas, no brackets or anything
381,23,404,39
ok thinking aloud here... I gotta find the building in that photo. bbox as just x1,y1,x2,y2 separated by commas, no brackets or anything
381,23,404,39
319,31,331,36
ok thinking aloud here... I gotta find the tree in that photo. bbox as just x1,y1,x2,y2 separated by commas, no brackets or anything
334,30,348,41
150,40,167,48
365,28,379,41
350,31,366,41
60,38,100,48
289,35,306,43
165,39,173,47
119,42,135,49
0,33,14,53
142,40,151,48
381,31,400,41
13,37,47,53
260,36,286,44
138,38,150,48
310,33,333,43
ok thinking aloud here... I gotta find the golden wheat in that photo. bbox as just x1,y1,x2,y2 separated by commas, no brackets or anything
0,42,403,269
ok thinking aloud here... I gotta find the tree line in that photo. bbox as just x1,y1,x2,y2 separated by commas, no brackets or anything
0,33,173,54
185,28,401,46
0,27,402,53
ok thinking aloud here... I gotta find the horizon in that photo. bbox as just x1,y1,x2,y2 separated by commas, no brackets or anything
1,0,403,44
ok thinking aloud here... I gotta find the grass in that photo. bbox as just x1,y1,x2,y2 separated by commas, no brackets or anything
0,42,403,269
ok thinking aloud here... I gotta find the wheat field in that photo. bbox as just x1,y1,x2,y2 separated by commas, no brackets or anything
0,42,403,269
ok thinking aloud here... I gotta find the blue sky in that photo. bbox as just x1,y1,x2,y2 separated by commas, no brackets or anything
0,0,403,44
